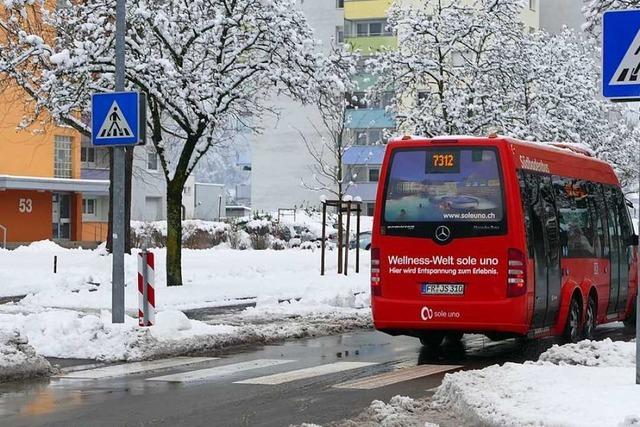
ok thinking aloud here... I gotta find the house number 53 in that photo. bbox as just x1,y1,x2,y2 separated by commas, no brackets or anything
18,198,33,213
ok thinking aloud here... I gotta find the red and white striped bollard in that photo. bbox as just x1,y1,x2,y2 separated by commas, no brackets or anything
137,249,156,326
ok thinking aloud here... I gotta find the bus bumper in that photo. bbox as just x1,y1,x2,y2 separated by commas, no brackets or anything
371,296,530,336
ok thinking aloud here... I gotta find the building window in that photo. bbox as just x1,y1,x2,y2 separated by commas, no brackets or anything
83,198,96,215
336,26,344,43
147,151,158,171
529,0,535,10
81,146,95,164
352,129,385,145
336,0,344,9
369,168,380,182
367,203,375,217
349,20,391,37
54,135,72,178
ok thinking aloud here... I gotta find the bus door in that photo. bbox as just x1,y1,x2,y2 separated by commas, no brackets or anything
605,187,633,313
520,172,561,328
605,186,622,314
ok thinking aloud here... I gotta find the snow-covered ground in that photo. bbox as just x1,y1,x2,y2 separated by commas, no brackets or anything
324,338,639,427
0,241,371,363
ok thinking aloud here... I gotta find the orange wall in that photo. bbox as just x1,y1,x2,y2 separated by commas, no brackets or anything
0,88,81,179
71,193,82,241
0,190,52,242
82,222,108,242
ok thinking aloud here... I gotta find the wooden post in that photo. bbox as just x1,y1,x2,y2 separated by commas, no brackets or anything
344,201,351,276
356,204,361,274
321,202,326,276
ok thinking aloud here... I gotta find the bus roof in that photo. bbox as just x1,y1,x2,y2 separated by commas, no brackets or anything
386,135,619,186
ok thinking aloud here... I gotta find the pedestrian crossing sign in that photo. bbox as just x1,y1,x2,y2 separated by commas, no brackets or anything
603,9,640,100
91,91,145,146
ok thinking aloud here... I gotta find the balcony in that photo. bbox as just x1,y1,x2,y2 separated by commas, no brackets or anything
345,108,395,129
345,35,396,53
344,0,392,20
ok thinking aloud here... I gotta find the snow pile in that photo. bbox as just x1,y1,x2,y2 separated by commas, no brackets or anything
433,339,640,427
538,338,635,367
0,329,51,381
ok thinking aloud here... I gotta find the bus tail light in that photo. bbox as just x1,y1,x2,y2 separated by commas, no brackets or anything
371,248,382,297
507,248,527,297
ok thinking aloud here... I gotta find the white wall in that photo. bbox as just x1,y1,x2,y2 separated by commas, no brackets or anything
131,145,166,221
250,0,344,212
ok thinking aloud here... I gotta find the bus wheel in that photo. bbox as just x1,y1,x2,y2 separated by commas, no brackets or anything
583,297,597,340
624,301,636,329
419,332,445,348
562,297,582,344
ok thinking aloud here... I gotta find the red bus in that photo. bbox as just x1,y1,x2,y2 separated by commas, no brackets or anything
371,135,638,346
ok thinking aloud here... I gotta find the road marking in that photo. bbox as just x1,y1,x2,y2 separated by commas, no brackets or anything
60,357,217,379
61,363,106,373
333,364,462,390
234,361,377,385
146,359,296,383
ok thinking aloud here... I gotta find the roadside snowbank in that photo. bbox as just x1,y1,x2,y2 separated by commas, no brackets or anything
0,329,51,381
0,241,371,362
433,339,639,427
0,308,370,362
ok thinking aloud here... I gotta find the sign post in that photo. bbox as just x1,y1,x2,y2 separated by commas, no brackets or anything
602,9,640,384
90,0,145,323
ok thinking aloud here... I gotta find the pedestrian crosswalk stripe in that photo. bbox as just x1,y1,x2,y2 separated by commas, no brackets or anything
146,359,296,383
332,364,462,390
234,361,377,385
60,357,217,380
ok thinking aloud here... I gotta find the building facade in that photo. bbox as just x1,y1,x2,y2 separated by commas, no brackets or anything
0,84,113,246
250,0,344,212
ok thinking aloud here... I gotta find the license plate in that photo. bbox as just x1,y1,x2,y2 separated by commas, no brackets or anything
421,283,465,295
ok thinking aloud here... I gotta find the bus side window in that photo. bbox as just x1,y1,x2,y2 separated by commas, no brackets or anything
518,170,535,259
592,183,609,259
552,177,596,258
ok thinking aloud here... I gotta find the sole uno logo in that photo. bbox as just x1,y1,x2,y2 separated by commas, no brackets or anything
420,306,434,321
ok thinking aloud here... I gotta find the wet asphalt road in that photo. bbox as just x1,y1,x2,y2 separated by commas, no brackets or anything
0,324,634,427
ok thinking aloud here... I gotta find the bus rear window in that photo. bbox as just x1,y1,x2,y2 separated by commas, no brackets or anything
382,148,505,237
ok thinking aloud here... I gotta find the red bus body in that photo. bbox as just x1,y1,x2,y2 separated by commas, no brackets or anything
371,135,637,340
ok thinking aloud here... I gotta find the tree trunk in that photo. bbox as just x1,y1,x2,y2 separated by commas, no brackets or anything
166,181,183,286
107,147,134,254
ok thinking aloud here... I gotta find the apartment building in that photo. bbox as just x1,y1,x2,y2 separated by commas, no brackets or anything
250,0,344,212
0,89,109,245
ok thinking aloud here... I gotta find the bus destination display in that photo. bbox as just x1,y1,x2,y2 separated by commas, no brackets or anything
426,151,460,173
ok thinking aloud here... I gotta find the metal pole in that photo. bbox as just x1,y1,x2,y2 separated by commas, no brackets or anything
337,202,343,275
142,249,149,326
356,205,360,274
112,0,126,323
321,202,326,276
344,201,351,276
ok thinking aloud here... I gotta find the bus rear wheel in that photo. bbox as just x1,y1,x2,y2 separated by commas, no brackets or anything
562,297,582,344
583,297,597,340
419,332,445,348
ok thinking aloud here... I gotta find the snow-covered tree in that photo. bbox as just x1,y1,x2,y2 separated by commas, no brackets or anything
0,0,336,286
369,0,526,137
582,0,640,35
371,0,637,186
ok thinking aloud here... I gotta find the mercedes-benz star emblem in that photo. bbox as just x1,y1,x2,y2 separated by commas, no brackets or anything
435,225,451,242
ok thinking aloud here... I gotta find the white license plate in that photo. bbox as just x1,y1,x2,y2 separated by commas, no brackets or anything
421,283,465,295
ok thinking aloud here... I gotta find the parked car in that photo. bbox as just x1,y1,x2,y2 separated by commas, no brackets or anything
349,231,371,250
